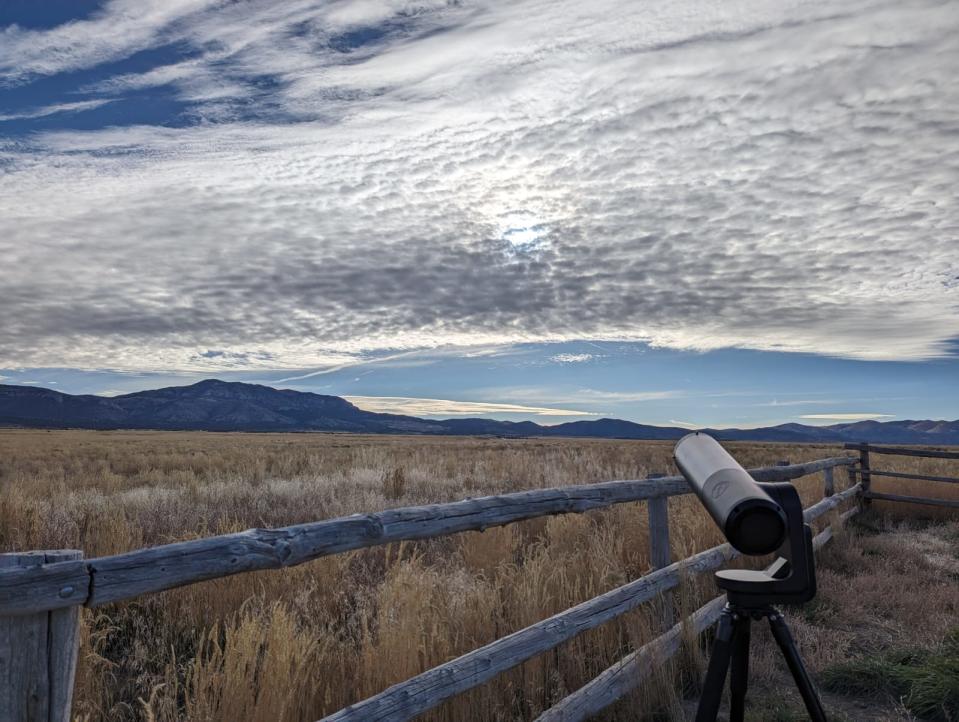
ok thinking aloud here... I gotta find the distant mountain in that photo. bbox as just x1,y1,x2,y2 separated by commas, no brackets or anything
0,380,446,434
1,380,957,445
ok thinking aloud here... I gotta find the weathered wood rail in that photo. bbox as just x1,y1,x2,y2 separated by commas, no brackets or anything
0,551,82,722
534,505,860,722
844,442,959,509
0,457,853,616
324,483,862,722
7,444,950,722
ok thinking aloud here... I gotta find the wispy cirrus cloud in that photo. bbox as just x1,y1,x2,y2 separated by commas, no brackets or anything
800,413,896,421
0,0,957,372
0,99,115,121
343,395,596,418
0,0,221,85
478,387,683,406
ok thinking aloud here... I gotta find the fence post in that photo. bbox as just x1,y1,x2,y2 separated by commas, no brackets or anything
823,467,834,497
858,445,872,506
0,550,82,722
646,474,673,627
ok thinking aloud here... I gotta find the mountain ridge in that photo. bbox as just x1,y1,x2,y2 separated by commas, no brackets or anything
1,380,957,445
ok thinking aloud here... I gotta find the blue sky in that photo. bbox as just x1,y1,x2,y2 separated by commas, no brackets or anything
1,1,957,426
3,341,956,428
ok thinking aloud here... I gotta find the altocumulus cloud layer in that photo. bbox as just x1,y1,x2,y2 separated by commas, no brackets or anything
1,0,958,371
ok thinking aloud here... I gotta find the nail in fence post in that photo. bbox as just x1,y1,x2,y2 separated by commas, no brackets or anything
0,550,83,722
646,474,673,627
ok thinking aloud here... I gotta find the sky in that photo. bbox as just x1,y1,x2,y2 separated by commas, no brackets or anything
1,0,957,427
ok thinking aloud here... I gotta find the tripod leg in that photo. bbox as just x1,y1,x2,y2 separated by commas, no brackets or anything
695,607,736,722
767,611,828,722
728,615,750,722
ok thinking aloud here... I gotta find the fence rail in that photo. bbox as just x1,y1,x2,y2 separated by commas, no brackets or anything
844,442,959,510
535,505,860,722
843,442,959,460
867,470,959,485
0,457,855,616
324,483,862,722
864,491,959,509
3,445,953,722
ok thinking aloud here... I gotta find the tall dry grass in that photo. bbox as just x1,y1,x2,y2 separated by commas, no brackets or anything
863,449,959,520
0,430,955,721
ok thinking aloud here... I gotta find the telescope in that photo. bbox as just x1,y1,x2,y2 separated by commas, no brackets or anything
673,433,827,722
674,432,786,555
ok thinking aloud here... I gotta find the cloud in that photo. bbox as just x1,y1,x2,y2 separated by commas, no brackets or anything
343,395,596,417
478,387,682,406
800,413,896,421
549,353,600,364
0,0,958,370
550,353,596,364
275,349,441,383
0,99,116,122
669,419,700,429
0,0,222,85
573,389,682,403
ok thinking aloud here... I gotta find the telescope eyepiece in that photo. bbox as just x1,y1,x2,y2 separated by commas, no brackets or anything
674,432,786,555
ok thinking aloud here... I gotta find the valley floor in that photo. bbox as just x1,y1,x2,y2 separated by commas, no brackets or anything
0,431,956,721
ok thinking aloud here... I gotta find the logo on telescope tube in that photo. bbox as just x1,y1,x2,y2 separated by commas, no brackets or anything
711,480,730,499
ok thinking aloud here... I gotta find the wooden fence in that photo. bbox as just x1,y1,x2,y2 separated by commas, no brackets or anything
0,445,952,721
844,442,959,509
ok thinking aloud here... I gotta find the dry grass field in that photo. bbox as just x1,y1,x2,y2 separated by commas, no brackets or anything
0,430,957,721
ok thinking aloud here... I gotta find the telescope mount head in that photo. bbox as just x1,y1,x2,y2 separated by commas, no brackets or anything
715,481,816,608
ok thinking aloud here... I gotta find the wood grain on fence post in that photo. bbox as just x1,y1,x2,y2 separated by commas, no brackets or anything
645,475,671,570
858,445,872,505
0,550,82,722
645,474,673,628
823,467,834,497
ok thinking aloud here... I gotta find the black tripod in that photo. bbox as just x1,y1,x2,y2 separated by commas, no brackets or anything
696,603,826,722
695,483,828,722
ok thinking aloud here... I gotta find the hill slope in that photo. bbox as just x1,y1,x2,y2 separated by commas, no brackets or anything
1,380,957,444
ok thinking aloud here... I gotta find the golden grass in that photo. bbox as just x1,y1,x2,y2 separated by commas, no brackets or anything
0,430,955,721
745,512,959,721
